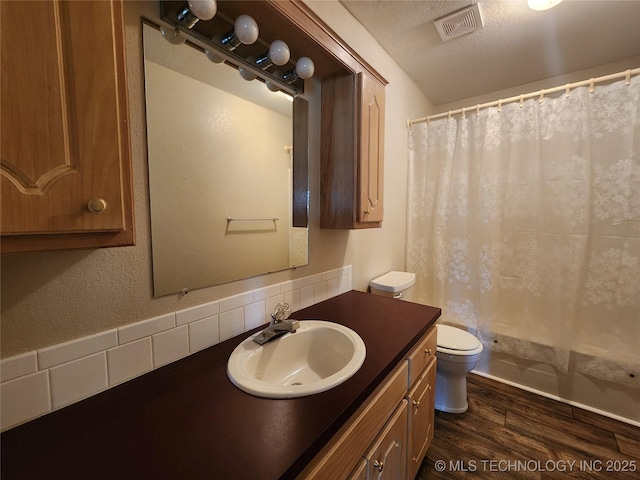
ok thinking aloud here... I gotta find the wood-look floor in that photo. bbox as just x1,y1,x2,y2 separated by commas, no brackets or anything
418,374,640,479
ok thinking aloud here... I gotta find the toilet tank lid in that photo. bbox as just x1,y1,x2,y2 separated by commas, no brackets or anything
370,271,416,293
436,324,480,351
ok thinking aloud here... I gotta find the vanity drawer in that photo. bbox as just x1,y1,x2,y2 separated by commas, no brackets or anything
297,361,408,479
406,326,437,388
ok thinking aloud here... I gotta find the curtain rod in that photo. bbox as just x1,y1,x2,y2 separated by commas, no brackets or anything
408,68,640,127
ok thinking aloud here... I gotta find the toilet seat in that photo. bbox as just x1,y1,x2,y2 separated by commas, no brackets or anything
436,324,483,356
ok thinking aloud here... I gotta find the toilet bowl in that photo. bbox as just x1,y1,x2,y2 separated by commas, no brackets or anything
435,324,483,413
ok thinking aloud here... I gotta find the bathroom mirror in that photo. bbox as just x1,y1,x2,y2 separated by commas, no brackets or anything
143,22,309,297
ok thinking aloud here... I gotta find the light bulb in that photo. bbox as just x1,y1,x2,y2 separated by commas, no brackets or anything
265,80,280,92
234,15,259,45
160,26,186,45
177,0,217,28
238,66,257,81
205,48,224,64
188,0,217,20
268,40,290,66
295,57,314,79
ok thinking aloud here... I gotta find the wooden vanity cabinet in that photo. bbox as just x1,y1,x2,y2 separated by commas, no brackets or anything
298,362,408,480
406,327,438,479
363,400,408,480
321,72,385,229
298,325,436,480
0,0,134,253
347,459,368,480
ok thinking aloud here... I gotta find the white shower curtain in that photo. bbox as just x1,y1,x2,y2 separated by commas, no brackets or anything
406,76,640,388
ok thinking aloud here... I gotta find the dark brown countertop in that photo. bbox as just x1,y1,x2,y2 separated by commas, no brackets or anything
1,291,440,479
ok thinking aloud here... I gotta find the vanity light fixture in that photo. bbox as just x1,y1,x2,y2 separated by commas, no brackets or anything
264,79,281,92
160,26,186,45
219,14,259,50
265,57,315,91
283,57,315,84
255,40,290,69
238,66,257,81
205,48,224,64
176,0,217,29
527,0,564,11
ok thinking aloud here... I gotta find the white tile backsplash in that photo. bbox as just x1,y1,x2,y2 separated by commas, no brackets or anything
1,351,38,382
314,282,328,304
49,352,108,409
303,273,324,287
152,326,189,368
253,284,281,301
188,315,220,353
0,371,50,430
326,277,338,298
176,301,220,326
322,268,339,281
219,307,245,341
0,266,352,431
300,285,315,309
38,329,117,369
119,313,175,345
244,301,266,330
107,338,153,386
283,288,301,312
219,291,253,313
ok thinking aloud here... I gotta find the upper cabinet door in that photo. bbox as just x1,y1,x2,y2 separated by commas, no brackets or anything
1,0,134,253
320,72,386,230
358,72,385,225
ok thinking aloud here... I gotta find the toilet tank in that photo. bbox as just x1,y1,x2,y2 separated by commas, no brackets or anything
369,271,416,302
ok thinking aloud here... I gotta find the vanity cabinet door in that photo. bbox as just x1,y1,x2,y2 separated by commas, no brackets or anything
365,400,408,480
320,72,386,229
407,358,437,480
347,459,368,480
1,0,134,253
406,326,437,389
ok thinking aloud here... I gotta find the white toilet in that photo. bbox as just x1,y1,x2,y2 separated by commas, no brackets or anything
435,324,483,413
369,271,416,302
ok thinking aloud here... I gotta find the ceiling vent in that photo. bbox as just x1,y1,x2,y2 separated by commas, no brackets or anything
434,3,484,42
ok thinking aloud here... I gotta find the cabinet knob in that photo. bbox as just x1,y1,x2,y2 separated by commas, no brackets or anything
373,460,384,472
412,399,420,408
424,348,432,355
87,198,107,213
364,208,371,215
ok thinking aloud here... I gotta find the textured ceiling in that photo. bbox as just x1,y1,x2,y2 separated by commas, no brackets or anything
340,0,640,105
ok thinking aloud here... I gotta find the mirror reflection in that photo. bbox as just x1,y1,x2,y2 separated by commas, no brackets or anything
143,23,309,297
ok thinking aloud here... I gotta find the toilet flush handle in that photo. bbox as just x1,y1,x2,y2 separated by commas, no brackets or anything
393,292,403,299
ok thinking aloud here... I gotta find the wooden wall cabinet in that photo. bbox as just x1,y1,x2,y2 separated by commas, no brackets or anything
298,325,436,480
321,72,385,229
0,0,134,254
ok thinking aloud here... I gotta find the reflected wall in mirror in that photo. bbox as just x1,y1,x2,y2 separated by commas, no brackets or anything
143,23,309,297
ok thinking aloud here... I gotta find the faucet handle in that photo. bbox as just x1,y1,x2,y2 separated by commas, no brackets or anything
272,302,291,322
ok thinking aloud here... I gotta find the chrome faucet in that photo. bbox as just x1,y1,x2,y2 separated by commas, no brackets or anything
253,302,300,345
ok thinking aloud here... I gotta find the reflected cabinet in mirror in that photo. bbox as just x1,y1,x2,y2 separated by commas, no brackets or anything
143,23,309,297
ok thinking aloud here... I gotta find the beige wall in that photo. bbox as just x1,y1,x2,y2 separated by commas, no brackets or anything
0,0,432,358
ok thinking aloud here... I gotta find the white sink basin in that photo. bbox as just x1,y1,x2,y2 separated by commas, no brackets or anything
227,320,366,398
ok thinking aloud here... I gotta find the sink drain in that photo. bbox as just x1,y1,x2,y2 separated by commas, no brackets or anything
291,382,303,386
